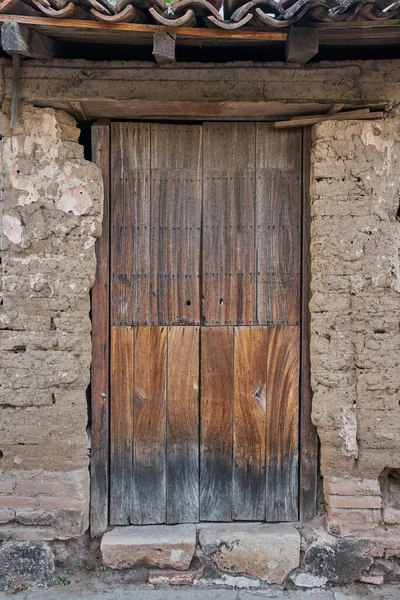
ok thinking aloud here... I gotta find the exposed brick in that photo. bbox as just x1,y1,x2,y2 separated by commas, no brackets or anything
326,495,382,510
359,575,384,585
0,496,38,509
148,570,197,585
325,478,381,497
0,509,14,524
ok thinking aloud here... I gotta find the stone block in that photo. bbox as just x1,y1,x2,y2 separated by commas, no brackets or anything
101,525,196,570
197,522,300,583
0,540,54,589
383,508,400,525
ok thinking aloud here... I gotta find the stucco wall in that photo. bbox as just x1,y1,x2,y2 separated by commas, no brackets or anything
0,106,103,540
310,118,400,536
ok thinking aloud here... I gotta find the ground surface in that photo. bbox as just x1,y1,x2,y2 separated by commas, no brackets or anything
2,583,400,599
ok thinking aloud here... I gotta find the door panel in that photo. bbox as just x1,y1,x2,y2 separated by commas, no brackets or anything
132,326,167,525
200,327,234,522
108,122,303,525
202,123,256,326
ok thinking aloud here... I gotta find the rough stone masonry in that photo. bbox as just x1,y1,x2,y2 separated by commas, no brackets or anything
0,105,103,541
310,119,400,537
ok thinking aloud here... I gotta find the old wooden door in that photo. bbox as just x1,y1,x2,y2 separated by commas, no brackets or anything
107,122,304,525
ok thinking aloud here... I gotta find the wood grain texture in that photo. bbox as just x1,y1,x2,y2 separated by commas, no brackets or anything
300,127,318,521
266,326,300,521
202,123,255,326
132,326,167,524
111,122,151,326
256,124,302,325
167,326,199,523
200,327,233,521
233,326,267,520
110,326,134,524
150,124,202,326
90,123,110,538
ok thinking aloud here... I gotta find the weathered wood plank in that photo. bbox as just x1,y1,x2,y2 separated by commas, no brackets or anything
132,326,167,524
167,326,199,523
275,109,383,128
233,326,267,520
285,26,319,64
256,124,302,325
200,327,234,521
1,21,59,58
150,124,202,326
111,122,151,326
152,32,176,64
110,326,133,524
266,326,300,521
90,123,110,539
203,123,255,326
300,127,318,521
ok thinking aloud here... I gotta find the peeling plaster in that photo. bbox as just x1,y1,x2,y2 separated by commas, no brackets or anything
2,214,23,244
56,186,93,216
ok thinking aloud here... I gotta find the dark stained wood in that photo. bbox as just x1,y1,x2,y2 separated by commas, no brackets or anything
233,326,267,520
132,326,167,524
285,26,319,64
1,21,59,57
200,327,234,521
167,326,199,523
90,123,110,539
110,326,134,524
111,122,151,326
300,127,318,521
150,124,202,326
266,326,300,521
256,124,302,325
152,32,176,64
202,123,256,326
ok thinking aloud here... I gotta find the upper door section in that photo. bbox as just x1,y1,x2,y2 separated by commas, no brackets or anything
111,122,302,327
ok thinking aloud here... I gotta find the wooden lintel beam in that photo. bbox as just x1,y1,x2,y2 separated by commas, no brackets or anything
285,26,319,64
1,21,58,59
153,32,176,65
276,109,384,129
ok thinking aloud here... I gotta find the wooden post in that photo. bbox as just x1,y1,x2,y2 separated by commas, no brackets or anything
285,26,319,64
1,21,58,59
152,32,176,64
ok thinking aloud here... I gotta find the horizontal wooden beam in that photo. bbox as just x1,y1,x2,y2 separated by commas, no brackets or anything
276,109,384,128
1,21,58,58
0,15,287,45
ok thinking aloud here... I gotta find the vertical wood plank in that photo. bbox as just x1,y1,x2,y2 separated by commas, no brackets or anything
111,122,151,326
200,327,234,521
203,123,255,326
300,127,318,520
90,123,110,538
132,326,167,524
167,326,199,523
266,326,300,521
256,125,302,325
233,326,267,520
110,326,133,524
150,125,202,325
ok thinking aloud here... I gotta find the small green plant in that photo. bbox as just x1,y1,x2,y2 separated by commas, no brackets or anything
100,565,110,573
55,575,71,586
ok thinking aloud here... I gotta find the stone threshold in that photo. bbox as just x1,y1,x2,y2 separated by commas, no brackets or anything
101,522,300,584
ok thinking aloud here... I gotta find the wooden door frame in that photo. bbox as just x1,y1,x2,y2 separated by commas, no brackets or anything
89,121,317,538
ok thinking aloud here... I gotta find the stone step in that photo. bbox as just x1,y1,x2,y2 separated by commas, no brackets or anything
101,522,300,584
101,524,196,570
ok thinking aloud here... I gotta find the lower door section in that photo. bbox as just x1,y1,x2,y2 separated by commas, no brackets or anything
110,325,300,525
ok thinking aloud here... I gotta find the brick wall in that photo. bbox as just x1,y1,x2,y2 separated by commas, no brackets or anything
0,106,103,540
310,118,400,535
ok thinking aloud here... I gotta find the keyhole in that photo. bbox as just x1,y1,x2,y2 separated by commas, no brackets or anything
186,300,191,307
219,298,224,306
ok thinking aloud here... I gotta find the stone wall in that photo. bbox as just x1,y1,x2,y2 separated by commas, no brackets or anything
310,118,400,536
0,105,103,540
